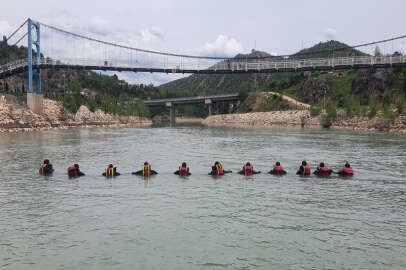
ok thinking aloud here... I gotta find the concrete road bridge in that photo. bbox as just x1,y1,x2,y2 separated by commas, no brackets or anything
144,94,239,124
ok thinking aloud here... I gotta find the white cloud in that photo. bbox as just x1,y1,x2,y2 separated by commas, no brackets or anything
199,35,245,57
324,28,337,40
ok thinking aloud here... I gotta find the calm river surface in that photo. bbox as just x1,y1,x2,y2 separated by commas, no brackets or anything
0,125,406,270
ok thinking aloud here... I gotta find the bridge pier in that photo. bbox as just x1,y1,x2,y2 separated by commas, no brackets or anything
166,101,175,125
205,99,213,116
27,93,43,114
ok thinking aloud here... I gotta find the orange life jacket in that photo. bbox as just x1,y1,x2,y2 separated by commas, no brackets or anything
342,166,354,175
244,165,253,176
216,163,224,175
142,164,151,177
39,164,47,175
179,166,188,176
105,167,114,177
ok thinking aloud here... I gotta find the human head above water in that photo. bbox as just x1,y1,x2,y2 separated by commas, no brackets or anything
302,161,307,166
108,164,113,168
44,159,49,164
319,162,325,167
74,164,79,168
246,162,251,166
144,161,149,165
182,162,187,167
275,161,281,166
345,162,351,167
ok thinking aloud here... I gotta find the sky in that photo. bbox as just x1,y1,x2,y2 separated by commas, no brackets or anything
1,0,405,85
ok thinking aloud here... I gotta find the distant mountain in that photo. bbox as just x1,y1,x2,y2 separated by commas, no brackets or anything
158,40,368,97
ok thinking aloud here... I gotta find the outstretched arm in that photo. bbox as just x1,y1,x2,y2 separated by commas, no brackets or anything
174,170,179,175
132,170,143,175
151,170,158,175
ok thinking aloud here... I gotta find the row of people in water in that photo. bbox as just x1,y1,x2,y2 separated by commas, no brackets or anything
39,159,354,178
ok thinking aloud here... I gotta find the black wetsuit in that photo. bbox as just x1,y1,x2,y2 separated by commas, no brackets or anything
132,170,158,175
268,169,287,175
313,168,333,176
68,168,85,178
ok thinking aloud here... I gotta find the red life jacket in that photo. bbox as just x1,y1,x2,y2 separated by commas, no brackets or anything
342,166,354,175
179,166,188,176
274,165,284,172
244,165,253,176
216,164,224,175
302,165,311,175
67,166,78,177
320,166,330,175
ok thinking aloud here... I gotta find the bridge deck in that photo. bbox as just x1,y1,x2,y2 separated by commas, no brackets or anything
1,55,406,79
144,94,239,107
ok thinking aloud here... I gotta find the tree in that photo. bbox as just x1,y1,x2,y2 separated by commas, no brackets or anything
134,101,150,118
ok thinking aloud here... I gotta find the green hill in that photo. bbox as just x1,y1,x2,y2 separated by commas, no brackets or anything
158,40,367,98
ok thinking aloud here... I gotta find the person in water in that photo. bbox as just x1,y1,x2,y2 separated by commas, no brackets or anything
174,162,191,176
39,159,54,175
132,162,158,177
314,162,333,176
67,164,85,178
102,164,120,177
208,161,232,175
296,160,311,176
337,162,354,176
268,161,287,175
238,162,261,176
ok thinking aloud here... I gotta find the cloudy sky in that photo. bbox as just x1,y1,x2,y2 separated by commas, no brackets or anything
1,0,405,85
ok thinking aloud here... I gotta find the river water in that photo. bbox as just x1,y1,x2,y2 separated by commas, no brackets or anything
0,125,405,270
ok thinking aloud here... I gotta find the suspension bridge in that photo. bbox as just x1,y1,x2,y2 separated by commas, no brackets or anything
1,18,406,113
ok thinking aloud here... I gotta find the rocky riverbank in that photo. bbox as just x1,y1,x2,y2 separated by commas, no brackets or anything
0,96,152,132
202,110,406,133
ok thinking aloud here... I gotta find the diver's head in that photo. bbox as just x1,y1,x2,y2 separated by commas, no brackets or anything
320,162,325,167
144,162,149,165
182,162,187,167
276,161,281,166
302,160,307,166
44,159,49,164
215,161,219,165
345,163,350,168
74,164,79,168
246,162,251,166
108,164,113,168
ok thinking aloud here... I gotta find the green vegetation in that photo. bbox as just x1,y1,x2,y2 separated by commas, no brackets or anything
256,95,289,112
310,105,322,116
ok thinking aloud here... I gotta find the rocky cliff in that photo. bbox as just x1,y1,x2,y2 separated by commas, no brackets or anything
0,95,152,132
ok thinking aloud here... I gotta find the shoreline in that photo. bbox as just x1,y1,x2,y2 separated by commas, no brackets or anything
202,111,406,134
0,97,152,133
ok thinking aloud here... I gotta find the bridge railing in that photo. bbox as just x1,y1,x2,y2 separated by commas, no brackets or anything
2,55,406,75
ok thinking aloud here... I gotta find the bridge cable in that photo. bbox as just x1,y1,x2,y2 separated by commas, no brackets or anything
6,19,28,42
40,18,406,60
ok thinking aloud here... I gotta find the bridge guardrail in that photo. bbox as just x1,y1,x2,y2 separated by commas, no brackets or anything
1,55,406,76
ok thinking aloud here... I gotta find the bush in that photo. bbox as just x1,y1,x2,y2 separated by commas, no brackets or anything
383,106,396,121
134,101,150,118
326,102,337,119
310,105,322,116
396,97,405,115
368,94,378,119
